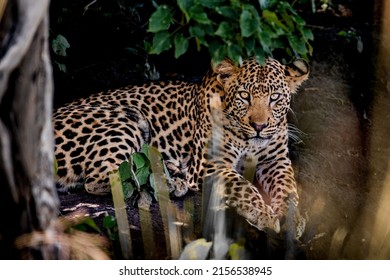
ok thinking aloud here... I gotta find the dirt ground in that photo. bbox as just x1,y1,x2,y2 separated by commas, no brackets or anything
291,57,368,259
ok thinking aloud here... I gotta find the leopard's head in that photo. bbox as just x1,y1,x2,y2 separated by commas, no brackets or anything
212,57,309,145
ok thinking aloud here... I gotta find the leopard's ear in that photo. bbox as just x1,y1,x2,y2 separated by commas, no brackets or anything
212,59,239,88
285,59,309,93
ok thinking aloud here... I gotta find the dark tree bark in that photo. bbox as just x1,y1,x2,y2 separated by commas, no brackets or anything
0,0,60,259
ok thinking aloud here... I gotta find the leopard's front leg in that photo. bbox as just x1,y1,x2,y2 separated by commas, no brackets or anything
256,158,298,218
256,157,305,238
208,166,280,232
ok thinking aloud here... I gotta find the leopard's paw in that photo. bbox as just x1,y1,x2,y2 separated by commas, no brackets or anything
167,176,189,197
248,206,280,233
230,201,280,233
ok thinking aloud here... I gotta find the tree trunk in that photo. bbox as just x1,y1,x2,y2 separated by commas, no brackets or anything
0,0,60,259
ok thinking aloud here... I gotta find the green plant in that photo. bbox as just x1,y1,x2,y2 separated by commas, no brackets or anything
107,144,186,259
71,216,102,233
51,34,70,72
337,28,364,53
102,215,119,241
146,0,313,64
117,145,158,205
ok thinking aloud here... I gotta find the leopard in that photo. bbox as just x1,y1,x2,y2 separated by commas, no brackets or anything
53,57,309,233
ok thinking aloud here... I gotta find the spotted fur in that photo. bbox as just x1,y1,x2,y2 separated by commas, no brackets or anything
54,58,309,232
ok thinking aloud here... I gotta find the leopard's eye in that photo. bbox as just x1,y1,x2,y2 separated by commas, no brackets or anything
239,91,250,101
270,93,281,102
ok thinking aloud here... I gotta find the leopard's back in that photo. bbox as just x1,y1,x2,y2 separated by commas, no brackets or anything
54,81,198,195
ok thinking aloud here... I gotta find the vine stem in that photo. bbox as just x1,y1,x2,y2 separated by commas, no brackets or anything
130,154,141,192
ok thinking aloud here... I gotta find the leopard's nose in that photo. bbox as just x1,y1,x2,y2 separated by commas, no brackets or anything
250,122,267,133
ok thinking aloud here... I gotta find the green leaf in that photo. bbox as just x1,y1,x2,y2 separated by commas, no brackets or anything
103,215,119,241
215,6,237,20
257,26,272,47
215,21,233,39
189,5,211,25
337,30,348,37
148,5,173,33
103,215,117,229
202,24,215,36
240,9,254,37
270,37,284,49
174,33,189,58
280,1,298,16
141,144,150,159
279,8,294,29
308,42,313,55
73,224,87,232
209,41,227,65
132,153,147,169
244,37,255,56
77,217,102,233
179,238,212,260
229,240,248,260
54,62,67,73
189,26,207,46
227,43,242,65
177,0,193,22
240,6,260,38
287,34,308,54
143,41,152,53
262,10,278,23
229,0,241,8
119,161,131,181
253,46,266,65
262,10,288,32
136,167,151,186
259,22,277,38
259,0,272,9
301,27,314,41
286,46,293,57
122,181,136,200
198,0,224,8
149,31,172,55
292,15,306,26
51,34,70,57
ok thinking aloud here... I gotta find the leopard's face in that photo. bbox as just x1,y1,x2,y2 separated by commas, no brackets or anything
214,58,308,145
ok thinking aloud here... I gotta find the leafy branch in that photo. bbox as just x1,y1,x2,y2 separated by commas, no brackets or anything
146,0,314,64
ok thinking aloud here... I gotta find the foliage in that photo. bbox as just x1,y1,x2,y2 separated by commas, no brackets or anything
117,145,158,205
106,144,183,259
179,238,212,259
51,34,70,72
146,0,313,64
51,34,70,57
179,237,250,260
71,216,102,234
102,215,119,241
337,28,363,53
